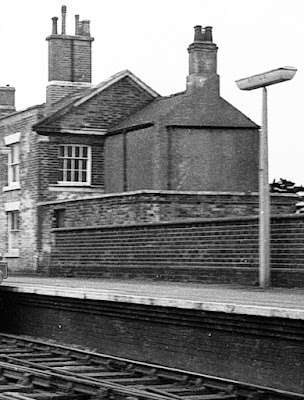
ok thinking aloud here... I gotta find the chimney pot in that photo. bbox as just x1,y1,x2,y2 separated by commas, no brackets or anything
61,5,67,34
81,20,91,36
75,15,80,35
194,25,203,41
204,26,213,42
52,17,58,34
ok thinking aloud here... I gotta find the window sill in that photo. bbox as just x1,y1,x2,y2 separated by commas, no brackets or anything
57,181,91,186
4,250,20,258
3,183,21,192
49,185,104,193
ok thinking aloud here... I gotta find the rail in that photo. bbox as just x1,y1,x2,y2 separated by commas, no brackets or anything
0,333,302,400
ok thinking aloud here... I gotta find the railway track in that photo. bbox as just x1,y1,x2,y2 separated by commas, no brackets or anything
0,333,302,400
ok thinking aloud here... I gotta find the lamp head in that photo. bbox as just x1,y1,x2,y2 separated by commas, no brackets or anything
236,67,297,90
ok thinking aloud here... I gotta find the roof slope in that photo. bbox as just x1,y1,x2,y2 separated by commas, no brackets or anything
34,70,159,133
110,90,259,132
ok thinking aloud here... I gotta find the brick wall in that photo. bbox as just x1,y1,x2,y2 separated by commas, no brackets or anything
47,36,93,83
38,190,298,229
1,291,304,393
46,83,92,109
38,134,105,203
0,106,44,272
35,192,304,287
72,38,93,83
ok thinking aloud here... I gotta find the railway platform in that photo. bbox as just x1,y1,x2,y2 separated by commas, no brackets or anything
1,276,304,394
1,275,304,320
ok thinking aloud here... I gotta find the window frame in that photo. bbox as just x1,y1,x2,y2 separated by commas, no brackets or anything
8,142,20,184
58,144,92,186
3,132,21,191
4,201,20,258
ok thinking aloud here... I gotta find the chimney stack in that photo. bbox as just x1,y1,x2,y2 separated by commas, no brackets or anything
46,5,94,107
0,86,16,118
46,5,94,83
186,25,219,96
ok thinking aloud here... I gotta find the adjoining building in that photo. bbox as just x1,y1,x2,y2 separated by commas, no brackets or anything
0,6,296,275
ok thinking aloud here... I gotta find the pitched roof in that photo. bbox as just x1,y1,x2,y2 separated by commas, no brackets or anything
0,104,45,122
110,90,259,132
33,70,159,133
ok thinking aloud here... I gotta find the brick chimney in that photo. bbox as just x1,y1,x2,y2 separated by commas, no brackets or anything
46,6,94,107
0,86,16,118
186,26,219,96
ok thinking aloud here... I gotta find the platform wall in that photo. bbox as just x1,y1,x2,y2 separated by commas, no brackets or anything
0,291,303,394
34,191,299,275
43,214,304,287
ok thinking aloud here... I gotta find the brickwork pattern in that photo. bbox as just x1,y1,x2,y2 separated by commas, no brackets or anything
36,192,299,278
38,135,105,203
1,291,304,393
39,191,298,229
48,37,92,83
46,84,91,109
41,208,304,287
48,77,155,131
0,107,43,271
72,39,92,82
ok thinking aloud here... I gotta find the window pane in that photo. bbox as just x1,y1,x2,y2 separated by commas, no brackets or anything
12,166,17,182
16,165,20,182
58,145,90,183
8,211,20,250
11,231,19,249
11,146,16,162
12,144,19,163
11,165,20,182
13,211,19,230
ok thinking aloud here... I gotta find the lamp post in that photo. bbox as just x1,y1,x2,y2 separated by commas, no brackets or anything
236,67,297,288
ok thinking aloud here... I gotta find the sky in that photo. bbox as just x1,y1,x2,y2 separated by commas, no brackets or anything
0,0,302,184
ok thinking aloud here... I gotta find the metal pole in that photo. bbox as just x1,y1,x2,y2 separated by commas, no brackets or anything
259,86,270,288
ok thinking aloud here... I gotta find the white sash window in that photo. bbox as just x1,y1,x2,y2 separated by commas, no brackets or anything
58,145,91,185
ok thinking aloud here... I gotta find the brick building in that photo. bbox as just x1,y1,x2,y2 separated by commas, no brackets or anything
0,6,284,275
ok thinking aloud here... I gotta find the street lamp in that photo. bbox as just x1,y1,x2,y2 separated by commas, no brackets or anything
236,67,297,288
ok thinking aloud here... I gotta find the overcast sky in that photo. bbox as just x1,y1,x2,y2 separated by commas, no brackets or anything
0,0,302,184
